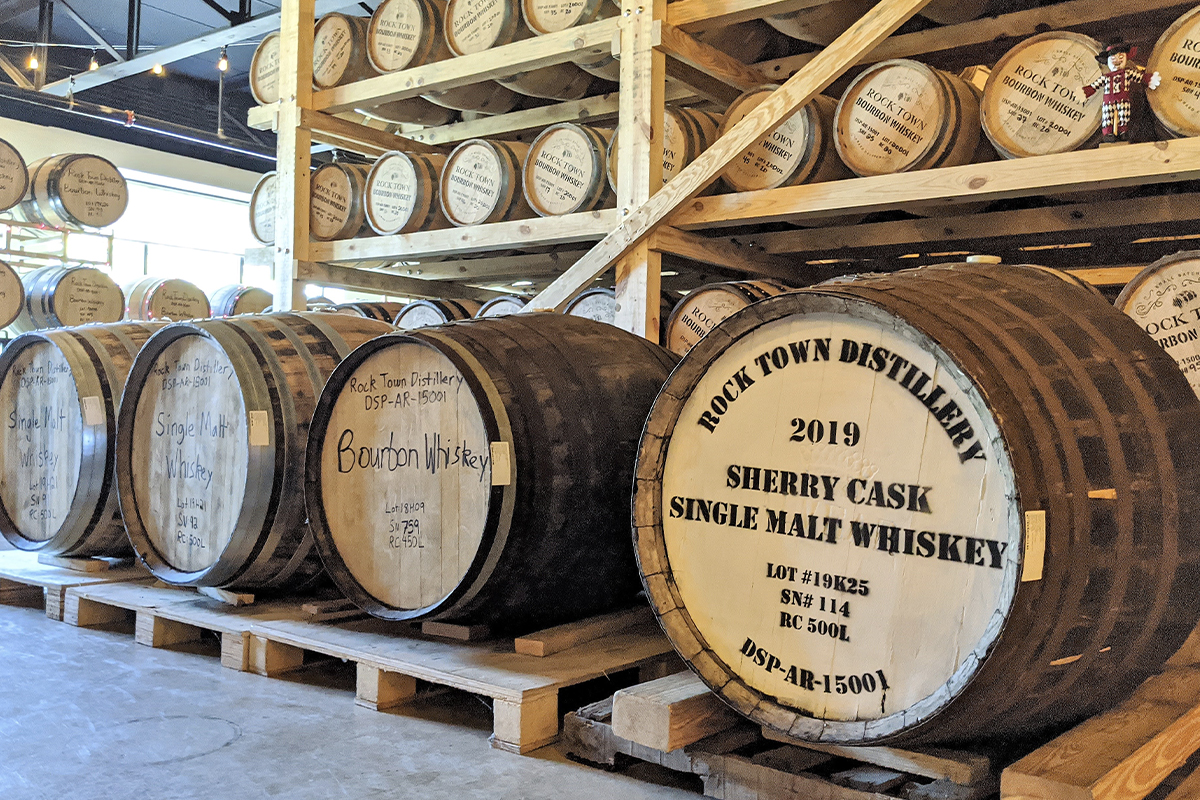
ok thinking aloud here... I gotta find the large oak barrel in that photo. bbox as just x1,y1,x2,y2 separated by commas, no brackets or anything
250,31,281,105
0,137,28,213
0,260,25,330
248,171,277,245
633,262,1200,745
835,59,983,176
18,154,128,230
13,266,125,332
1116,251,1200,398
981,32,1102,159
124,278,212,322
522,0,615,34
311,162,370,241
357,97,458,126
0,322,163,557
918,0,993,24
476,295,527,316
314,13,376,89
765,0,875,45
116,313,394,590
440,140,533,226
609,107,724,192
1146,7,1200,139
719,90,847,192
394,298,481,328
332,301,406,322
365,151,449,235
304,314,678,628
665,280,792,355
565,287,675,341
496,63,594,101
210,285,273,317
523,123,614,217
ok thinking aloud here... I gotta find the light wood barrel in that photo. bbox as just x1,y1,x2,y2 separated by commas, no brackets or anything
609,107,725,193
18,154,128,230
765,0,876,45
0,260,25,330
0,137,29,213
665,280,792,355
1117,251,1200,398
835,59,982,177
719,90,848,191
248,171,277,245
365,151,449,235
981,32,1102,159
523,123,614,217
475,295,527,316
634,262,1200,745
125,278,212,322
0,322,163,557
423,82,522,113
304,314,678,628
332,301,406,322
249,31,281,105
445,0,529,54
1147,6,1200,139
311,162,370,241
394,298,482,328
116,312,395,590
522,0,615,34
496,62,594,100
358,96,458,126
440,140,533,226
13,266,125,332
313,13,376,89
210,285,273,317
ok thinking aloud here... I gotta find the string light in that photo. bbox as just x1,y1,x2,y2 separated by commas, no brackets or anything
217,46,228,73
26,51,38,70
88,50,98,71
151,62,164,76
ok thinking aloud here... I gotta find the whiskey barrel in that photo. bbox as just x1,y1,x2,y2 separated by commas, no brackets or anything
1146,6,1200,139
0,322,163,557
609,107,725,193
365,151,449,235
248,171,277,245
445,0,529,55
311,162,370,241
394,298,482,328
304,314,678,628
423,82,522,114
210,285,273,317
313,13,376,89
13,266,125,332
358,97,458,126
981,32,1102,159
522,0,616,34
475,295,527,316
496,62,594,101
765,0,876,45
719,90,847,192
125,278,212,322
919,0,993,24
332,301,406,322
835,59,982,177
523,123,614,217
440,140,533,226
565,287,675,341
18,154,129,230
1116,251,1200,398
634,262,1200,745
0,137,28,213
249,31,281,105
0,260,25,330
664,280,792,355
116,312,394,590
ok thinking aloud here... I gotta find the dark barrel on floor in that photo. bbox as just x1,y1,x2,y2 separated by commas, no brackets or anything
116,312,394,590
0,322,163,556
634,262,1200,745
304,314,678,631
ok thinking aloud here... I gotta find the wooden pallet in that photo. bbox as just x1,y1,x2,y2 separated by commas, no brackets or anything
61,581,678,754
0,550,150,621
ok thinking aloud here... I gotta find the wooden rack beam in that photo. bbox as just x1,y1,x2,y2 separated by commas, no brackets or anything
666,0,831,31
650,228,796,280
302,262,504,301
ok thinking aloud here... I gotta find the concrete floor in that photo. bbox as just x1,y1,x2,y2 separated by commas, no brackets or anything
0,599,700,800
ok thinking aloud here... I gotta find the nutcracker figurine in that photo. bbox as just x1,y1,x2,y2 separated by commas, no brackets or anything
1082,41,1162,143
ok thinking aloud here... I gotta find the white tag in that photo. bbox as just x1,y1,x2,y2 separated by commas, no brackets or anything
490,441,511,486
248,410,270,446
81,396,104,426
1021,510,1046,583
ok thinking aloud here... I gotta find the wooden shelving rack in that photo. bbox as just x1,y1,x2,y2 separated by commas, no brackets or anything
252,0,1200,340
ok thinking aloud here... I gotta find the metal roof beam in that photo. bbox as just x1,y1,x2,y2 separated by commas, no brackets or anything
56,0,125,62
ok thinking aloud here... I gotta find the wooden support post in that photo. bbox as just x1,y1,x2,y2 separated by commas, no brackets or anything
66,596,129,627
524,0,934,313
273,0,316,311
250,635,306,676
612,0,666,341
356,664,418,710
136,613,203,648
491,693,561,753
221,632,251,671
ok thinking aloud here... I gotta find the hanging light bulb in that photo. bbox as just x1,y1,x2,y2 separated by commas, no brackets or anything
151,63,164,76
88,51,99,71
27,51,38,70
217,46,229,73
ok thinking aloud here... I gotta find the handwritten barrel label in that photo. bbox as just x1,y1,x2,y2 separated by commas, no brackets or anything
837,63,940,175
56,156,128,228
369,0,428,71
52,269,125,327
722,91,813,191
527,126,601,216
250,32,281,104
525,0,592,33
667,288,756,355
319,342,491,609
249,172,277,245
311,166,357,240
313,14,356,87
130,335,248,573
0,342,83,542
366,153,421,233
447,0,511,53
0,138,27,212
566,290,614,324
660,311,1017,721
442,142,504,225
982,33,1101,158
1147,7,1200,137
139,280,211,321
0,261,23,329
1118,256,1200,397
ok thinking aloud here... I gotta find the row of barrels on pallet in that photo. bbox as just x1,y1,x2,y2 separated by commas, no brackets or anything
0,142,129,230
7,257,1200,749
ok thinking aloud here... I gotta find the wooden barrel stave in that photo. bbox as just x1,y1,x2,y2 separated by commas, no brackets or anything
0,137,29,213
634,264,1200,745
12,266,125,332
496,62,595,100
394,298,482,328
17,154,129,230
358,97,458,126
125,278,212,322
0,322,163,557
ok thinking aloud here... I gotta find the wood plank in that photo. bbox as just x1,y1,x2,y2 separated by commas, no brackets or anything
763,728,993,785
301,109,444,157
612,671,741,751
197,587,256,607
384,250,591,281
650,227,796,280
515,607,656,656
300,262,505,301
1164,766,1200,800
421,621,491,641
672,139,1200,230
36,554,113,573
247,103,278,131
525,0,934,312
1067,266,1144,286
314,18,619,114
658,22,777,92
